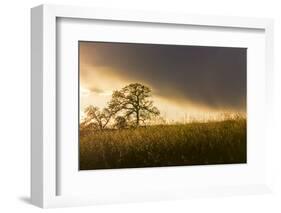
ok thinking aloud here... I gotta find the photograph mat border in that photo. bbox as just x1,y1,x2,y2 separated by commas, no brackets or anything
57,15,263,198
31,4,274,208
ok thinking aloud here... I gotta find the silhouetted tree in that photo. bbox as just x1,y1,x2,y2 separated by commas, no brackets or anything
82,106,112,130
114,116,127,129
109,83,160,127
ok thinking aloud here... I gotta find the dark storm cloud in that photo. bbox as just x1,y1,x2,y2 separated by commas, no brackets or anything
80,41,246,111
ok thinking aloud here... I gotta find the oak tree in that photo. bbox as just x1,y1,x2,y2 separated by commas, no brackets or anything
109,83,160,127
82,106,112,130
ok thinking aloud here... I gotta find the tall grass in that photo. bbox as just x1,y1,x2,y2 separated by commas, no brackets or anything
79,118,246,170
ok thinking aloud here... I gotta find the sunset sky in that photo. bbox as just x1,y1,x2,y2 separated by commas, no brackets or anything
79,41,246,123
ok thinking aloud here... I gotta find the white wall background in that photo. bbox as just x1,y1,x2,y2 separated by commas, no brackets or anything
0,0,280,212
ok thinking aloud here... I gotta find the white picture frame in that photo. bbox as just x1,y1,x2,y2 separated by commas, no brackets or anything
31,4,274,208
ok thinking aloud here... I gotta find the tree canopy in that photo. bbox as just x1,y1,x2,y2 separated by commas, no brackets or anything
81,83,160,130
82,106,112,130
108,83,160,127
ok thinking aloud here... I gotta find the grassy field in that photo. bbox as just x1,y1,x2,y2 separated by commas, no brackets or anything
79,118,246,170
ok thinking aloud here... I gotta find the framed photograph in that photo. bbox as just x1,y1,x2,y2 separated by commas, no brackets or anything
31,4,274,208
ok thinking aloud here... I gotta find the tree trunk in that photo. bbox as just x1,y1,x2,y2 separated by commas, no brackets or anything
136,95,140,127
136,110,139,127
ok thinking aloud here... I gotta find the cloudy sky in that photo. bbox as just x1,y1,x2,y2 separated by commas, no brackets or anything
79,41,246,122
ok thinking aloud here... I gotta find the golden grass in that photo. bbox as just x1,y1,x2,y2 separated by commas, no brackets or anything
79,118,246,170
